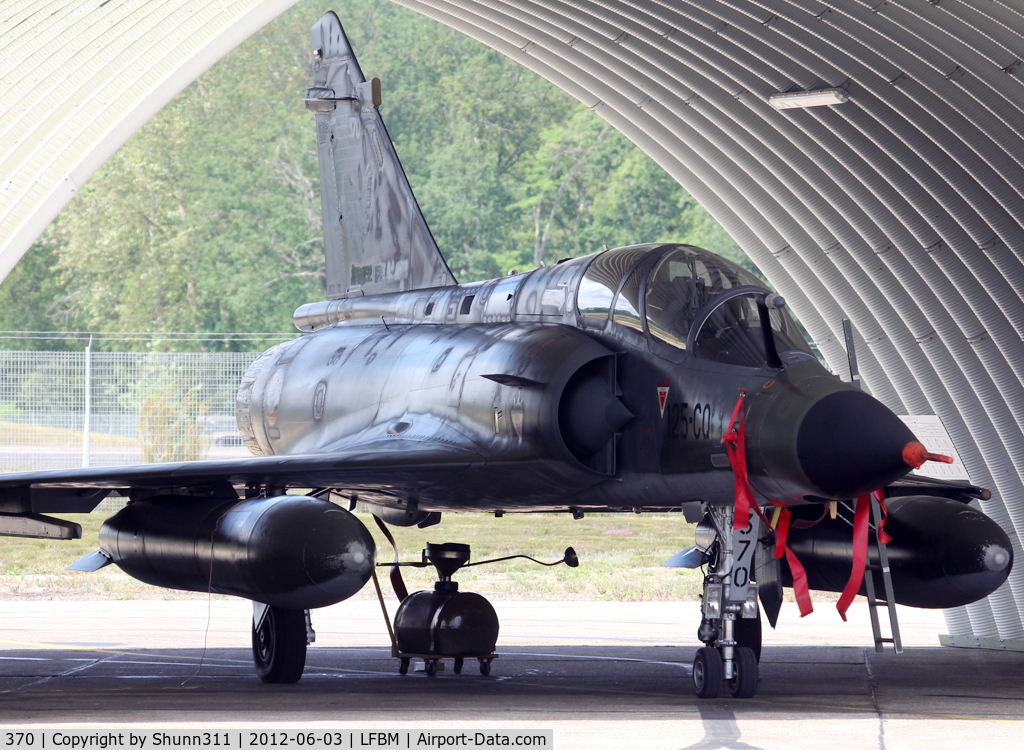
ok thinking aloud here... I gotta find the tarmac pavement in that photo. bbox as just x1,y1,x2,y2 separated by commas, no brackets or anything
0,599,1021,749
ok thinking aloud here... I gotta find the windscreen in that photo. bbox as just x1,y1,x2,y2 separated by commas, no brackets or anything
695,295,814,367
693,296,767,367
645,248,764,350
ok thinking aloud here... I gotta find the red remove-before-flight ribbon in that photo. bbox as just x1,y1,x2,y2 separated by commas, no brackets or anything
770,506,814,616
722,391,813,617
836,488,889,621
874,488,892,545
722,389,755,532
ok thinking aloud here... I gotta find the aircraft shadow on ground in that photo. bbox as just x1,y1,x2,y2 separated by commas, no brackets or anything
1,644,1022,725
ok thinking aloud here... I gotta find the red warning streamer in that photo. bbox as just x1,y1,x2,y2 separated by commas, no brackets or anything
874,488,892,545
836,488,890,621
723,391,813,617
722,390,755,532
771,507,815,617
836,494,871,622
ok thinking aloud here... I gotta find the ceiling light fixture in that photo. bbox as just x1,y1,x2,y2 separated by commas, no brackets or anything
768,88,850,110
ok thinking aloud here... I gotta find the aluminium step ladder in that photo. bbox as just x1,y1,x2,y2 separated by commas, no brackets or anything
862,496,903,653
843,318,902,654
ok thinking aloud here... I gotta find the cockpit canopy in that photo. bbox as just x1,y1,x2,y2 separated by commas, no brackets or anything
576,244,814,368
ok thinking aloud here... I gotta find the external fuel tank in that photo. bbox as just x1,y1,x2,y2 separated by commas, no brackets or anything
100,495,375,609
782,495,1013,608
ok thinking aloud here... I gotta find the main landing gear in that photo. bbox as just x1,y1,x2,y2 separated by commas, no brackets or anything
252,603,315,683
693,505,762,699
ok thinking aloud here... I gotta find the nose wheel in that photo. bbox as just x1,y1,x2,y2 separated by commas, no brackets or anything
727,646,758,699
691,644,757,699
692,647,723,699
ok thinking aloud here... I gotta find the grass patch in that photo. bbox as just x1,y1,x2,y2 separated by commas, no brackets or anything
371,511,702,601
0,421,136,447
0,509,703,602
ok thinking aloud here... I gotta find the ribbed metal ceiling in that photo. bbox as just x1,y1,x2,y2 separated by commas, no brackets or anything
0,0,300,280
3,0,1024,641
396,0,1024,641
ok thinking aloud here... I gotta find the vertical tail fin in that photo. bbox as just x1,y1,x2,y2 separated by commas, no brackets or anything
307,12,455,299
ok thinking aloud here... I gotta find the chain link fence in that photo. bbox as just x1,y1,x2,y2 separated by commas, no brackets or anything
0,350,261,473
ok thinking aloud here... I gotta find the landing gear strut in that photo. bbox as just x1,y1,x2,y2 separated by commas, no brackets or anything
252,603,310,683
693,505,762,699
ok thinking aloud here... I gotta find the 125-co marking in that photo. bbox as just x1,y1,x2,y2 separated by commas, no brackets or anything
665,402,714,440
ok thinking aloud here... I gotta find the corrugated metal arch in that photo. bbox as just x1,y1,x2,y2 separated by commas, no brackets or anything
391,0,1024,640
2,0,1024,638
0,0,301,280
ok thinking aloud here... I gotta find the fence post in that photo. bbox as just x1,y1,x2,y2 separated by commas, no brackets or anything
82,335,92,468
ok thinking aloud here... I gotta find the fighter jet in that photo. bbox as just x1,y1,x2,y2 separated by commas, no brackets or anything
0,12,1012,699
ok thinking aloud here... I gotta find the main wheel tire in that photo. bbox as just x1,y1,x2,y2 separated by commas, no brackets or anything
252,606,307,684
692,647,723,699
735,608,763,664
728,646,758,699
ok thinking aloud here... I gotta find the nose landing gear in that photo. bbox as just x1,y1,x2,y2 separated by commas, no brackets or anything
693,505,762,699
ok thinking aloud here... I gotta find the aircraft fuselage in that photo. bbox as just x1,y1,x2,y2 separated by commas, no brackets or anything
236,243,915,514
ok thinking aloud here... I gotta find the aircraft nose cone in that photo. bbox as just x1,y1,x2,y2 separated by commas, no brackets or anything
796,390,917,498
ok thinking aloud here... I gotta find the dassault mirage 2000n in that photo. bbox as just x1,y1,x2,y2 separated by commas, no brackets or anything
0,11,1012,699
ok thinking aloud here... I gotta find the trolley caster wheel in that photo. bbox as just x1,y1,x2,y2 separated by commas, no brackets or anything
479,658,492,676
728,646,758,699
425,658,437,677
399,658,409,675
693,646,723,699
454,657,464,675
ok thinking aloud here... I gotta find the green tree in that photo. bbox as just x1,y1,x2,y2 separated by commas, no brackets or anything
0,226,77,349
0,0,755,347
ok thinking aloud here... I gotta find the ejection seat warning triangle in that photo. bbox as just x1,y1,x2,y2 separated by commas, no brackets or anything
657,377,670,419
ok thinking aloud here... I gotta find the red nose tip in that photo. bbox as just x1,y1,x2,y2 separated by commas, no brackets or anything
903,441,954,469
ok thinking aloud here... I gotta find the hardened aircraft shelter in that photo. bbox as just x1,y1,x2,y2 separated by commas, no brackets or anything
2,0,1024,643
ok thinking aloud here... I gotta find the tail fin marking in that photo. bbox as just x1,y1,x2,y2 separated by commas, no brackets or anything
308,12,455,299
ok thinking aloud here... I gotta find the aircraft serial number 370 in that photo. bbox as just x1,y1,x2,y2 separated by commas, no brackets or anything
0,11,1010,700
